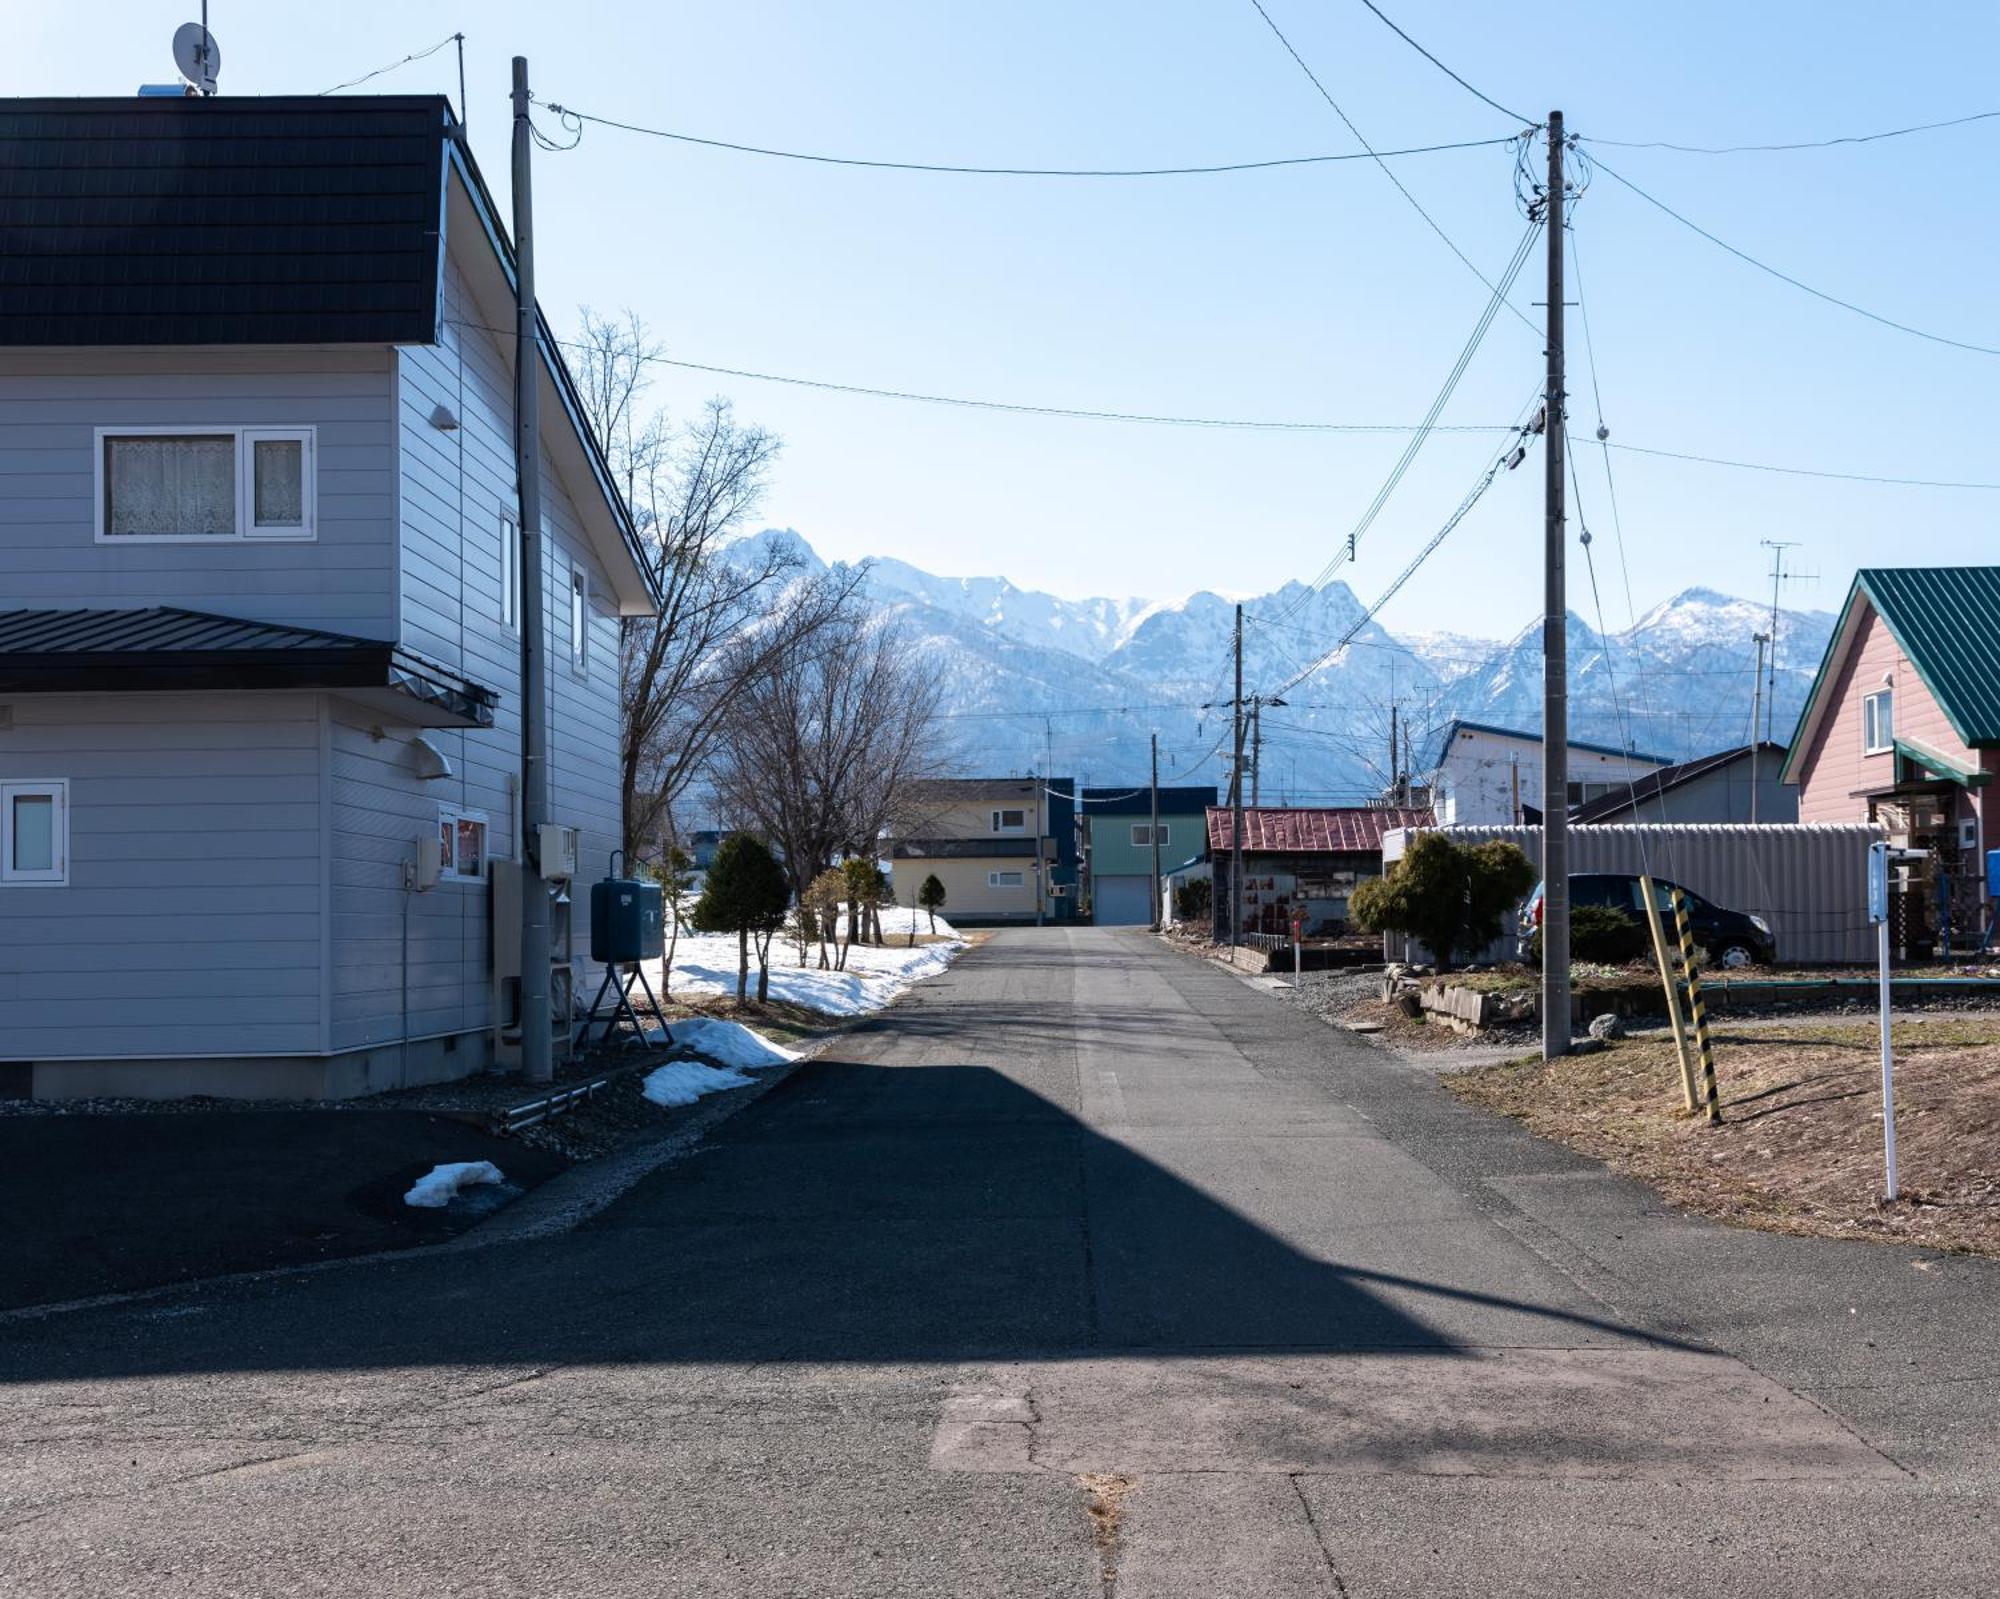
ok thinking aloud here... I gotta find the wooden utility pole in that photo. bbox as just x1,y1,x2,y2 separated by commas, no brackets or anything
1230,603,1245,947
512,57,553,1083
1541,111,1571,1064
1149,732,1163,930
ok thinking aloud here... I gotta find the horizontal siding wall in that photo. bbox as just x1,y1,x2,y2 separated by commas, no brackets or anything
1382,822,1887,965
327,700,487,1052
0,691,323,1059
387,259,629,1028
0,349,398,638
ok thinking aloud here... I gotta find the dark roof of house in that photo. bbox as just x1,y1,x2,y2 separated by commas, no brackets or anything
1783,567,2000,779
1427,718,1669,772
0,606,493,726
902,777,1073,802
1569,741,1787,823
1207,806,1433,855
0,96,448,346
1080,785,1218,818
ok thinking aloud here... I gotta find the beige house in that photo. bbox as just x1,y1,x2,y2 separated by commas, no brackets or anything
886,776,1076,925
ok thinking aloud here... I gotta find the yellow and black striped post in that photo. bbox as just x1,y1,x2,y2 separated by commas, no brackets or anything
1670,888,1721,1123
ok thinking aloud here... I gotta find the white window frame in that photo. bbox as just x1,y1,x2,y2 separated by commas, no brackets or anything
2,779,69,887
1862,689,1894,755
436,803,491,884
500,513,521,633
94,425,316,543
991,808,1027,834
569,566,590,677
988,869,1025,889
1130,822,1170,848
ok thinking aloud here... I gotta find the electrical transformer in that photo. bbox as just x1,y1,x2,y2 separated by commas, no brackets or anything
590,871,664,964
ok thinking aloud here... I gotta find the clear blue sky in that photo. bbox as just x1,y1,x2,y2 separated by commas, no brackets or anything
14,3,1997,638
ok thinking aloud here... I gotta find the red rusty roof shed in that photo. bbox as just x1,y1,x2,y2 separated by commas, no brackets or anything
1206,806,1433,855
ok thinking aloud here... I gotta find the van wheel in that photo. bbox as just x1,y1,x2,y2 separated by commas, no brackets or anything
1718,943,1755,969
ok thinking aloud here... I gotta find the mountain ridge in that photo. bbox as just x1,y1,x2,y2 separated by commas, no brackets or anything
725,528,1836,797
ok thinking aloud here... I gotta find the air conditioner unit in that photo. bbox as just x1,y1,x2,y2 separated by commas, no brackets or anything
537,823,579,881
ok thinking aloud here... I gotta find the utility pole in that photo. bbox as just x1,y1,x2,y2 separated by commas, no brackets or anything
512,58,553,1084
1541,110,1571,1064
1760,540,1799,744
1749,632,1770,823
1231,603,1245,948
1250,699,1263,807
1036,717,1050,929
1388,702,1399,805
1149,732,1163,930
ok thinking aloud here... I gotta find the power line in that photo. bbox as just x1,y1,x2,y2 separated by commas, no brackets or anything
319,32,460,97
1244,0,1540,333
1352,0,1538,126
444,315,1997,486
1271,218,1543,620
533,100,1519,177
1597,438,2000,492
1589,154,2000,358
1583,108,2000,156
1265,388,1546,697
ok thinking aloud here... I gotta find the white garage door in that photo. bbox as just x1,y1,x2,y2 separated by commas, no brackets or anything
1093,874,1155,926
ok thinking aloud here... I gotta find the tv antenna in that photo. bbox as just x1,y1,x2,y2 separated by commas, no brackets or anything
172,17,221,96
1758,539,1818,743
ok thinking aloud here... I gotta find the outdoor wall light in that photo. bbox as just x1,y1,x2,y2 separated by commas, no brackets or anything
430,403,461,431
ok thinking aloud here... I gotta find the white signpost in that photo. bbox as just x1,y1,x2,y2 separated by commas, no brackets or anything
1868,842,1927,1202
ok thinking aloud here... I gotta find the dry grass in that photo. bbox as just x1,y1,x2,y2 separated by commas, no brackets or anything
1449,1019,2000,1255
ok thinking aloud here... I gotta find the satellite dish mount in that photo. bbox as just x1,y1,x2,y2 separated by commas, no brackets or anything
172,21,221,95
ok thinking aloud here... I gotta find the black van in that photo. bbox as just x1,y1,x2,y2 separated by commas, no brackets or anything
1521,874,1776,968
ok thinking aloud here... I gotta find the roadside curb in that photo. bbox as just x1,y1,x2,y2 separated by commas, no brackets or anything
0,1035,835,1327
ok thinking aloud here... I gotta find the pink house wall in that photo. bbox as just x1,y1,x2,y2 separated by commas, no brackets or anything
1794,602,1996,845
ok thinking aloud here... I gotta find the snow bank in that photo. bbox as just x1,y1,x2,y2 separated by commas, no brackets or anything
640,1060,756,1108
647,920,964,1019
404,1161,505,1209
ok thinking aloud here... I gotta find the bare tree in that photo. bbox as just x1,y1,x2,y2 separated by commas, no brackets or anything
712,595,945,920
572,308,844,860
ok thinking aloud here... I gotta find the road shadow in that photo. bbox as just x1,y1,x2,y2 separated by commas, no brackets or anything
0,1053,1679,1385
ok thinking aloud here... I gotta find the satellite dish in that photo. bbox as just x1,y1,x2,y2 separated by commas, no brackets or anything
171,22,221,94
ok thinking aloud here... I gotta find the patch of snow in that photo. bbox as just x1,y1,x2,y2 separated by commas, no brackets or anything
640,1059,757,1108
404,1160,505,1209
667,1017,800,1070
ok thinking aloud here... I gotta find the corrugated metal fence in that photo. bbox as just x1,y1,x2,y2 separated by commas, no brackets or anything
1381,823,1887,966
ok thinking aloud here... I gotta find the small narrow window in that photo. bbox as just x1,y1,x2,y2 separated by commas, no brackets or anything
243,431,312,537
570,568,589,676
436,804,489,883
1863,689,1894,755
991,808,1026,834
500,515,520,632
988,870,1025,889
2,780,68,886
1131,823,1169,848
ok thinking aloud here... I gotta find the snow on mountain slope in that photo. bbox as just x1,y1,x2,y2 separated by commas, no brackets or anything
719,531,1836,795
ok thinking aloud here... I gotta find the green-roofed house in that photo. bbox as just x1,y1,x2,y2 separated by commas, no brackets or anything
1784,567,2000,936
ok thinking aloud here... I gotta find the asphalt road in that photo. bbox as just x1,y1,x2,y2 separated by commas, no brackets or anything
4,928,1997,1597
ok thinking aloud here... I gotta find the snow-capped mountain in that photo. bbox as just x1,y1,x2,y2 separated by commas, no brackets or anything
723,529,1835,800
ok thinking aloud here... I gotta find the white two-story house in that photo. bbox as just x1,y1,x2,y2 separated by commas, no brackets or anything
0,93,659,1098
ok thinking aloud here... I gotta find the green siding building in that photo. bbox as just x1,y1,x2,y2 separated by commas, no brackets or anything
1080,785,1217,925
